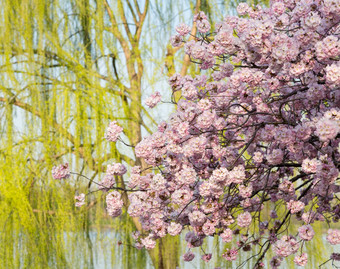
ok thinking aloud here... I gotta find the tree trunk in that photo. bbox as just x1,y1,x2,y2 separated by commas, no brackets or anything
148,235,180,269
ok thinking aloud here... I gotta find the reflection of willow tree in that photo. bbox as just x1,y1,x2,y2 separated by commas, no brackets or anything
0,0,249,268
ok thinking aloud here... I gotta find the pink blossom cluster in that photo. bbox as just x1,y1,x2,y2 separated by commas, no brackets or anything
287,200,305,214
222,248,238,261
294,253,308,266
64,0,340,267
98,173,116,191
237,212,252,227
327,229,340,245
167,222,182,236
52,163,70,179
106,191,123,217
104,121,123,142
201,253,212,262
273,236,299,257
145,91,161,108
315,110,340,142
75,193,85,207
176,23,190,36
183,251,195,261
106,162,127,176
298,225,315,241
220,228,233,243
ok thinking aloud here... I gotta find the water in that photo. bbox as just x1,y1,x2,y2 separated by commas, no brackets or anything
1,204,339,268
84,226,340,269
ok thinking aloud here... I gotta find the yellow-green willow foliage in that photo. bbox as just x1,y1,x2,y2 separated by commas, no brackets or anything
0,153,89,268
0,0,157,267
0,151,151,268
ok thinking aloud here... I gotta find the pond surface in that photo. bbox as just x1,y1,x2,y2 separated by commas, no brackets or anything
84,227,340,269
2,210,340,268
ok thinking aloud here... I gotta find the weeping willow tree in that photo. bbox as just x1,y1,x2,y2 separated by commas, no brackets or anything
0,0,254,268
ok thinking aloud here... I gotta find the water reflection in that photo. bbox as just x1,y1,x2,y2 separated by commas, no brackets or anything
87,225,340,269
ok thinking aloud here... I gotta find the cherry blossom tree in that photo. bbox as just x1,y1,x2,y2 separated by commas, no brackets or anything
54,0,340,267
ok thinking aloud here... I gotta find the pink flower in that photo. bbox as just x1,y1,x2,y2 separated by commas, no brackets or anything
135,242,143,249
150,173,167,191
208,42,226,56
99,174,116,190
175,165,197,185
197,19,211,33
171,188,193,205
325,63,340,86
294,253,308,266
216,29,234,47
220,62,234,77
141,236,156,250
298,225,314,241
272,2,286,15
266,149,284,165
316,36,340,61
168,73,182,88
176,23,191,36
253,152,263,163
229,165,245,184
301,158,320,173
189,210,207,226
202,220,215,236
181,82,197,100
52,163,70,179
106,163,127,176
331,253,340,261
185,231,203,247
271,34,299,62
239,184,252,198
294,124,312,141
170,34,183,47
197,99,212,111
270,256,282,268
106,191,123,217
193,11,207,22
145,92,161,108
75,193,85,207
183,251,195,262
222,248,238,261
322,0,340,15
191,44,207,60
237,211,252,227
287,200,305,214
167,222,182,236
104,121,123,142
131,231,140,240
211,167,229,183
220,228,233,242
279,180,294,193
290,62,306,76
196,110,216,129
237,3,249,15
135,137,153,159
201,253,212,262
315,117,339,142
304,12,321,29
327,229,340,245
273,236,299,257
